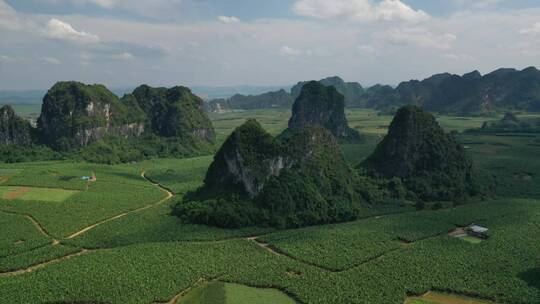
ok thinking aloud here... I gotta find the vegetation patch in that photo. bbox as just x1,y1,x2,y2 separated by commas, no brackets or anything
459,236,483,244
174,281,296,304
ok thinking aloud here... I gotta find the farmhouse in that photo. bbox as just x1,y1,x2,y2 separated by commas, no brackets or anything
448,224,490,241
465,224,490,239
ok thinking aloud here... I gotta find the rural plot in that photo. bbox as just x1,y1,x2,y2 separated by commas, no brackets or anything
172,281,296,304
0,186,80,202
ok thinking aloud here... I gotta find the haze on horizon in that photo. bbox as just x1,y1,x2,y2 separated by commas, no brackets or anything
1,0,539,90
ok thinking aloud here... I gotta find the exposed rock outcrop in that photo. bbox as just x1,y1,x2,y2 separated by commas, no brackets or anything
0,105,33,146
288,81,363,142
203,119,287,198
362,105,475,201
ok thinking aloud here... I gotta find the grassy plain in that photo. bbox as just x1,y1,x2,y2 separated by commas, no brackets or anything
0,109,539,304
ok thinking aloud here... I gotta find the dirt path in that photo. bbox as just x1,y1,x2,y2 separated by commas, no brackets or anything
66,171,173,240
0,249,93,277
154,278,207,304
1,210,60,245
247,237,285,257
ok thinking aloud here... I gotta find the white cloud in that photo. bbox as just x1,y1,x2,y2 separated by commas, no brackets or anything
519,22,540,35
218,16,240,24
357,45,377,53
380,28,456,49
112,52,135,60
43,57,62,64
443,53,475,61
44,18,100,44
0,54,25,63
279,46,302,56
293,0,429,23
84,0,117,8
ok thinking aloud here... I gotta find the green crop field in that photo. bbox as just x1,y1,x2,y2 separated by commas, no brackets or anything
0,109,539,304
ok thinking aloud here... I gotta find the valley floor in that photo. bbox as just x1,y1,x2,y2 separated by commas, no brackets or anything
0,109,539,303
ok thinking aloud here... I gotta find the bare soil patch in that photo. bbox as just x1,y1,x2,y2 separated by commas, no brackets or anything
3,187,30,200
448,227,467,237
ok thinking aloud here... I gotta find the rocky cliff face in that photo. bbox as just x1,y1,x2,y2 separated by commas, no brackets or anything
362,105,474,201
37,82,145,150
180,119,364,228
0,105,33,146
203,119,286,198
288,81,362,142
130,85,215,141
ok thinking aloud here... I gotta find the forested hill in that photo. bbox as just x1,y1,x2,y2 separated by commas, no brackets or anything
206,67,540,116
0,82,216,164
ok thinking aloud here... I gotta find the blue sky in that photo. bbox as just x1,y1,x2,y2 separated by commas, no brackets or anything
1,0,540,90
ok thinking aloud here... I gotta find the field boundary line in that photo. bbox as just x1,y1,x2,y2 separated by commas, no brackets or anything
0,249,94,277
1,210,60,245
247,231,446,273
65,171,173,240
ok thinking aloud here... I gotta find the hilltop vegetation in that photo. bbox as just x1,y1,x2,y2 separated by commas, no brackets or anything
288,81,363,142
362,106,478,201
290,76,365,107
206,76,364,112
175,105,482,229
0,82,216,164
0,105,33,146
174,120,371,228
467,112,540,134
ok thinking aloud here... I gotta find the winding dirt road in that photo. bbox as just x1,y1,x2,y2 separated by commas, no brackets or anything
66,171,173,239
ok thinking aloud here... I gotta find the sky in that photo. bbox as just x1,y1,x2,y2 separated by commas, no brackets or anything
0,0,539,90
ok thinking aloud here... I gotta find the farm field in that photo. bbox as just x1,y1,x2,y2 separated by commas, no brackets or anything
0,109,539,303
0,186,80,202
175,281,296,304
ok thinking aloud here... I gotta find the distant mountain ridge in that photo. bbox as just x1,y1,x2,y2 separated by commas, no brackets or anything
206,67,540,116
206,76,364,113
